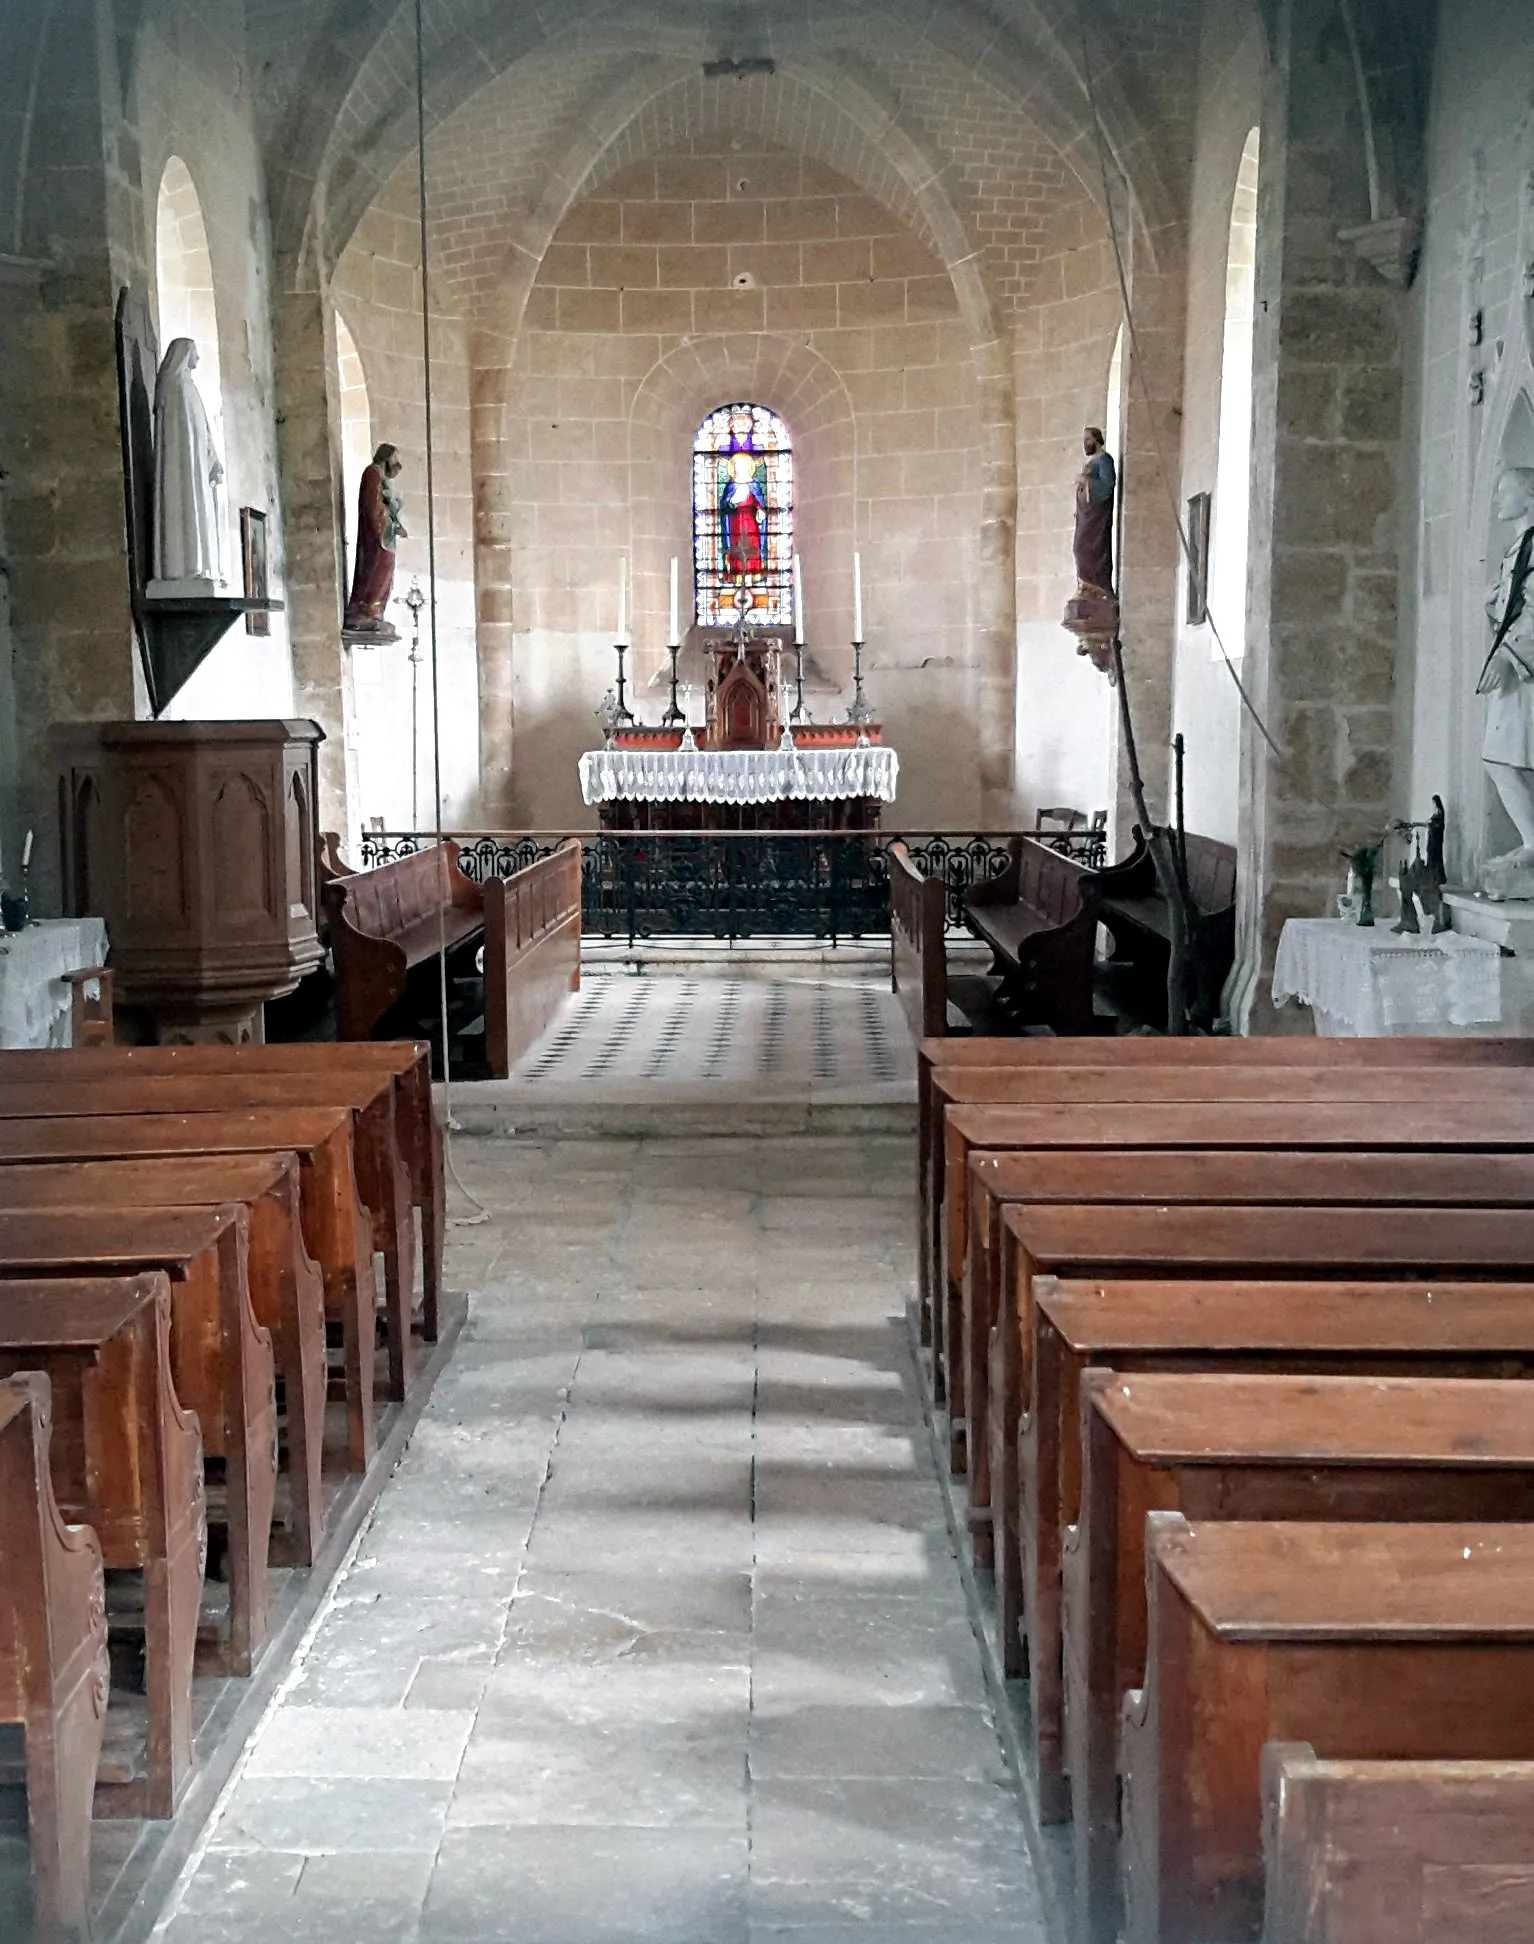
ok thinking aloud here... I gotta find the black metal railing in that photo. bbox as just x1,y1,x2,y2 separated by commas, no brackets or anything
355,827,1106,944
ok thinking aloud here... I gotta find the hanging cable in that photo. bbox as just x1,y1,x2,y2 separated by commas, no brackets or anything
1079,32,1283,764
414,0,488,1225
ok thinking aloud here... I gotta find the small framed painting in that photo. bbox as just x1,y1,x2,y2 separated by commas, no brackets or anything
241,507,270,635
1185,492,1211,626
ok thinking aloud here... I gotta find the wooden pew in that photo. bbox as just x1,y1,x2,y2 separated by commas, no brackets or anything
961,835,1102,1035
961,1148,1534,1568
913,1034,1534,1353
0,1109,374,1476
0,1371,109,1941
0,1155,326,1565
323,838,484,1043
2,1040,447,1340
0,1071,415,1402
1260,1743,1534,1944
1095,828,1237,1032
890,841,948,1043
1068,1373,1534,1944
936,1064,1534,1410
0,1275,204,1819
1119,1518,1534,1944
482,839,582,1076
999,1205,1534,1737
937,1096,1534,1440
0,1205,275,1675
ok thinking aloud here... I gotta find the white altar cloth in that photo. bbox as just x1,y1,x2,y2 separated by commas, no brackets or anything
0,917,110,1049
1271,916,1504,1037
579,745,899,807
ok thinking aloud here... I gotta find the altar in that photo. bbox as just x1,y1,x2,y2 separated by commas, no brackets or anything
582,624,897,831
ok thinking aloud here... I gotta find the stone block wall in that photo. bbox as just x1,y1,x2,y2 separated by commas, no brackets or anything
486,139,990,831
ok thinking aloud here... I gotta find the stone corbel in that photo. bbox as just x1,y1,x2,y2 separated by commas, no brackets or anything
1334,0,1435,290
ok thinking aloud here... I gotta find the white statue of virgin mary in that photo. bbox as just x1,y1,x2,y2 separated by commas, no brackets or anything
149,337,226,595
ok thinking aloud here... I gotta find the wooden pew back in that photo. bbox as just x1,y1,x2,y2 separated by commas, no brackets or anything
890,841,947,1044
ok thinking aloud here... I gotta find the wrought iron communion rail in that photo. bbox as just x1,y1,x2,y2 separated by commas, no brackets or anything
356,828,1106,945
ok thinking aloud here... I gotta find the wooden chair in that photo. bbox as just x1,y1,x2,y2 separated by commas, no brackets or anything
1067,1372,1534,1944
0,1371,109,1940
62,967,114,1048
1120,1518,1534,1944
1261,1744,1534,1944
0,1205,275,1675
0,1276,204,1819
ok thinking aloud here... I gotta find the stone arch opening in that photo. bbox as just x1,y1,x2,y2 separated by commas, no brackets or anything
155,155,225,457
1210,128,1260,664
334,308,373,562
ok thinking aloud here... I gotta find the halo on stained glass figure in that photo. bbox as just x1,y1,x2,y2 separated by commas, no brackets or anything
692,402,795,629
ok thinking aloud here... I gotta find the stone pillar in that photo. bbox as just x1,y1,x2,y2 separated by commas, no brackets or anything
471,339,516,824
973,333,1021,824
271,266,354,840
1115,225,1190,850
1228,0,1403,1031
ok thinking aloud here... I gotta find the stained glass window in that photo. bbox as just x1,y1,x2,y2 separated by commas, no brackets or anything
692,403,794,628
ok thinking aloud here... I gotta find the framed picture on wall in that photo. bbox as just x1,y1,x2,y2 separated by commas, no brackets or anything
1185,492,1211,626
241,507,270,636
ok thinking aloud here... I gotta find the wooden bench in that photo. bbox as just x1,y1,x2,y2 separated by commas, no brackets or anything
0,1371,109,1940
999,1200,1534,1770
1095,827,1237,1031
482,839,582,1076
0,1205,275,1676
891,841,949,1044
323,838,484,1043
1019,1276,1534,1708
1068,1372,1534,1944
325,839,579,1077
0,1108,375,1476
960,1145,1534,1561
914,1033,1534,1371
938,1095,1534,1441
961,835,1102,1036
5,1040,447,1339
0,1068,417,1401
0,1154,327,1565
0,1275,204,1820
1120,1518,1534,1944
1261,1744,1534,1944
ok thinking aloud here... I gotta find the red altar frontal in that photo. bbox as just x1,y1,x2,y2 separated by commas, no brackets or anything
580,634,897,832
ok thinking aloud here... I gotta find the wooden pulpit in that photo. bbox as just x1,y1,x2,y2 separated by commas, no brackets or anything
54,720,325,1043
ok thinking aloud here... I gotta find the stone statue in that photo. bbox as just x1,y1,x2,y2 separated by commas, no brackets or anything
344,443,408,639
1477,464,1534,898
1063,425,1121,655
149,337,225,596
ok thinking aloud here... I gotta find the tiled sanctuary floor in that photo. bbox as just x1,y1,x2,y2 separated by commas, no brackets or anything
150,1132,1044,1944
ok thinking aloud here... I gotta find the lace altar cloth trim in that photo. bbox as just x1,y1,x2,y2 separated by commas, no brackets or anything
0,917,109,1049
578,746,899,806
1271,917,1503,1035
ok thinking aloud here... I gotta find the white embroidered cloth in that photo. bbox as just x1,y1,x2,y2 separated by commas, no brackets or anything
1271,917,1503,1037
579,745,899,806
0,917,109,1049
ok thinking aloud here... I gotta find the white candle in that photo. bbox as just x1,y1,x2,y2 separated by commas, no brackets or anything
21,829,32,872
853,552,864,643
617,555,629,645
793,554,805,646
669,556,680,646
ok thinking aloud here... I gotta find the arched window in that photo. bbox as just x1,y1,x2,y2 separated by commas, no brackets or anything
1210,128,1260,659
692,403,794,628
334,311,373,560
155,156,224,456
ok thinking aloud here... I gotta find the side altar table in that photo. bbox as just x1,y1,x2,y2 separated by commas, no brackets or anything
1272,916,1504,1037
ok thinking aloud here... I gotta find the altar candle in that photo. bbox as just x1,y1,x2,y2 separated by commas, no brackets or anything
794,554,805,646
617,555,629,645
20,829,32,872
853,552,864,643
668,556,680,646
